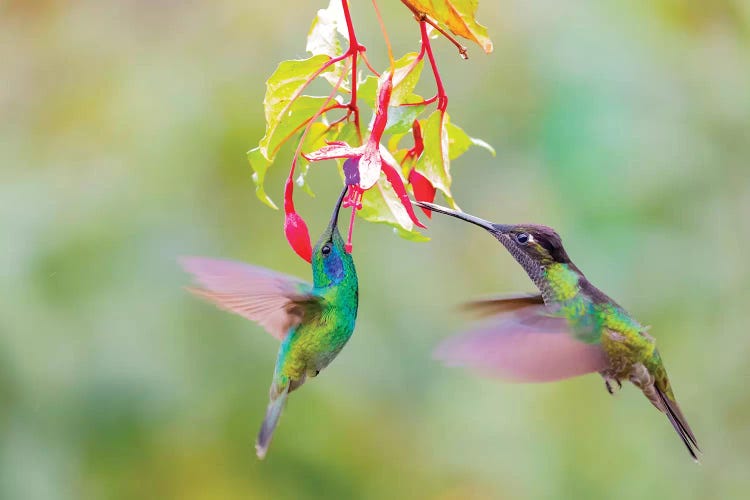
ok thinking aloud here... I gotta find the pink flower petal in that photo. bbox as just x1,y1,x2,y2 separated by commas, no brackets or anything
303,143,363,162
357,144,382,190
381,156,426,229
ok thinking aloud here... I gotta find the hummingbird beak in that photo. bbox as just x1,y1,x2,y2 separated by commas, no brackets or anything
413,201,512,234
327,185,349,233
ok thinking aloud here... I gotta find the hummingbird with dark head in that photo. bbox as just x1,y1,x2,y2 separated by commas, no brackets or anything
182,187,358,459
416,201,700,461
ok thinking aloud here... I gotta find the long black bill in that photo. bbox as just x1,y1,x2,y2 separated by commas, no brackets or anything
328,185,350,231
413,201,510,233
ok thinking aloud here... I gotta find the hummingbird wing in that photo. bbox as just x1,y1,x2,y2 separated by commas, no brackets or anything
435,303,608,382
462,293,544,317
180,257,322,340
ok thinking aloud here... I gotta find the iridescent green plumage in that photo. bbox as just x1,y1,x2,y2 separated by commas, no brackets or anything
261,221,358,457
183,188,358,459
418,201,700,462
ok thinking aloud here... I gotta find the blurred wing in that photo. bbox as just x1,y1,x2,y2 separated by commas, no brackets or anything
462,293,544,317
180,256,321,340
435,304,608,382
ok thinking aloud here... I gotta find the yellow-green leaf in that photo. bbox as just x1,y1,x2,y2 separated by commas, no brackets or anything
248,148,276,208
359,173,427,241
445,121,496,159
413,110,494,207
247,55,333,207
414,110,452,199
358,52,425,107
296,122,341,197
403,0,493,54
384,98,425,135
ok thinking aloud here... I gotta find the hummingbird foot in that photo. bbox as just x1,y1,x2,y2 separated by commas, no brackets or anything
604,378,622,395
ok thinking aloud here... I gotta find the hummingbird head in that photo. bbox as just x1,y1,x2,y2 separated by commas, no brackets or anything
414,201,571,283
311,186,356,288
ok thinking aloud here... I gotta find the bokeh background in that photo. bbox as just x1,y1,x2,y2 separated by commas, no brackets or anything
2,1,749,498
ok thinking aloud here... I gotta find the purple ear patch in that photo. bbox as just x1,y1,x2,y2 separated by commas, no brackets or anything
323,250,345,283
343,158,360,186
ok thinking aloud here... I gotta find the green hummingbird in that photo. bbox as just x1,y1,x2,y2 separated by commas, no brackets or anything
182,187,358,459
416,201,700,461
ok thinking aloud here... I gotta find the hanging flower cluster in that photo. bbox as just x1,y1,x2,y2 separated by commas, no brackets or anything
248,0,495,261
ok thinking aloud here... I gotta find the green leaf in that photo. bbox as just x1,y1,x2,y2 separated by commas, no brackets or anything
359,174,427,241
360,94,426,137
414,110,452,199
306,0,348,58
358,76,378,108
387,133,407,153
296,122,340,197
358,53,426,143
403,0,494,54
248,148,275,208
267,95,333,161
411,110,495,207
334,120,360,147
469,136,496,156
248,55,333,207
395,226,431,242
359,53,425,108
385,95,426,135
445,121,495,159
388,52,425,105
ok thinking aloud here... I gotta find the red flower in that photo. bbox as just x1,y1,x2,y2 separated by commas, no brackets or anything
303,75,425,252
401,120,435,217
284,211,313,263
283,177,312,263
408,169,436,218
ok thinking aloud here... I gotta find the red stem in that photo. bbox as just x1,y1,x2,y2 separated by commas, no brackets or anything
400,95,438,107
400,1,468,59
406,40,426,75
341,0,363,144
285,59,353,213
359,50,381,76
287,1,365,148
286,104,348,189
344,188,362,254
420,20,448,112
326,110,354,129
279,52,349,130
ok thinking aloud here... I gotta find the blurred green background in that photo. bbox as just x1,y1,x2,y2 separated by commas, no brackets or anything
2,1,749,499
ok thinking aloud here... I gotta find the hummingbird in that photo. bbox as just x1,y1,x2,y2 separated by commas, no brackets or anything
181,187,358,459
415,201,700,461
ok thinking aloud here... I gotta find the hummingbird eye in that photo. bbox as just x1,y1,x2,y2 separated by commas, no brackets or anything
321,244,332,256
516,233,530,245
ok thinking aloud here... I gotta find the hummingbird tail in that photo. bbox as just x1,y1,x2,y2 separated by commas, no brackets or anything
256,385,290,460
656,385,701,463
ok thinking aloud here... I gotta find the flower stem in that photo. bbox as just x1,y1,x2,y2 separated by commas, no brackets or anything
400,1,468,59
286,59,353,213
371,0,395,69
420,20,448,112
341,0,363,143
359,50,381,76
